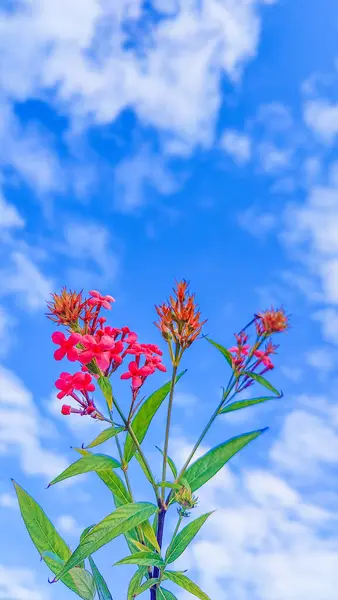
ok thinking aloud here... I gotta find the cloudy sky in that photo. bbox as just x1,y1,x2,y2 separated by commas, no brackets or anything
1,0,338,599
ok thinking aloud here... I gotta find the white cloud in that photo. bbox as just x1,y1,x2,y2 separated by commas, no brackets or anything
56,515,81,536
238,206,276,237
0,565,49,600
280,366,303,383
313,309,338,345
0,492,17,509
0,191,24,230
0,251,53,310
220,130,252,164
306,347,336,373
258,142,292,174
0,365,68,480
0,0,278,152
304,99,338,144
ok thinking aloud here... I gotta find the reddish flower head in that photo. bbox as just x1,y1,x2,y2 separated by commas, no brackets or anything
46,287,84,327
52,332,82,361
78,334,115,371
120,361,153,391
88,290,115,310
256,307,289,335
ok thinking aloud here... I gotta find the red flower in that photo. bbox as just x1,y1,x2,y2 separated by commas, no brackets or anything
52,332,82,361
61,405,72,415
88,290,115,310
55,371,95,399
256,307,289,335
120,361,153,391
78,334,115,370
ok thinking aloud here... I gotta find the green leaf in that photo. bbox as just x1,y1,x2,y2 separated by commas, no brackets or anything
157,482,181,490
165,512,213,564
81,526,96,543
206,338,232,367
12,481,95,599
89,556,113,600
98,376,114,410
124,371,186,463
135,578,160,596
219,396,279,414
140,519,161,553
86,427,124,449
48,453,121,486
53,502,157,581
127,568,147,600
155,446,178,478
97,470,132,505
163,571,211,600
184,429,267,492
157,588,178,600
241,371,281,396
114,552,165,568
134,451,154,485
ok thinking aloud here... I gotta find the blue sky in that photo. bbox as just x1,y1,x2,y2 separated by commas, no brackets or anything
1,0,338,599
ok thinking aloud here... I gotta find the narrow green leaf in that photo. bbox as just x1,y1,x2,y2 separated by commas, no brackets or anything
98,376,114,410
86,427,124,449
157,588,178,600
184,429,267,492
206,338,232,367
12,481,95,599
242,371,281,396
140,519,161,553
135,578,160,596
134,451,154,485
81,526,96,543
164,571,211,600
53,502,157,581
124,371,186,463
89,556,113,600
97,470,132,505
165,512,213,564
115,551,165,568
219,396,279,414
48,453,121,486
70,568,96,600
130,539,153,553
157,482,181,490
128,568,147,600
155,447,178,478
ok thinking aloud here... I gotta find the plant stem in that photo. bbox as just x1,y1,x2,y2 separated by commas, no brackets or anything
112,396,160,500
161,356,179,500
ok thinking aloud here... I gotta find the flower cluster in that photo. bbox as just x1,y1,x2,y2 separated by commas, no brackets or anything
228,307,288,389
47,289,166,417
175,486,199,518
155,280,206,364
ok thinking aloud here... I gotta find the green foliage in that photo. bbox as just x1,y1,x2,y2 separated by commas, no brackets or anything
114,551,165,568
127,568,147,600
205,338,233,367
165,513,213,564
13,481,95,599
98,376,114,411
219,396,279,414
48,454,121,486
85,426,124,449
184,429,267,492
155,446,178,478
163,571,211,600
53,503,157,581
88,556,113,599
241,371,281,395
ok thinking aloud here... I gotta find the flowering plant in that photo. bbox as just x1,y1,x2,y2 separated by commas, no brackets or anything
13,281,288,600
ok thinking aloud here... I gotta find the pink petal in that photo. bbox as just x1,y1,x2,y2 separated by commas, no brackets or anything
69,333,82,345
67,348,79,362
131,376,142,390
54,347,66,361
52,331,65,345
89,290,100,298
79,350,94,364
121,372,132,380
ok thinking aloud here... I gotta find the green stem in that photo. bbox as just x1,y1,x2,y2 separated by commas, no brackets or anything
112,396,160,500
161,357,179,501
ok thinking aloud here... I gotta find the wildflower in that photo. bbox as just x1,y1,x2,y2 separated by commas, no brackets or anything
78,334,115,371
155,280,206,363
120,361,154,391
51,332,82,361
46,287,84,327
256,307,289,335
228,332,251,374
88,290,115,310
55,371,95,400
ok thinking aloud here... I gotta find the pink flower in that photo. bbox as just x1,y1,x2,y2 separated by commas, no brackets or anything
88,290,115,310
61,405,72,415
120,361,153,391
78,334,115,371
51,332,82,361
55,371,95,399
